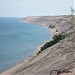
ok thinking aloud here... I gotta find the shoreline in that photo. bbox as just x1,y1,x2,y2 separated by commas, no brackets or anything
0,19,53,75
0,16,74,75
16,23,52,65
0,16,63,74
20,20,54,56
21,20,55,56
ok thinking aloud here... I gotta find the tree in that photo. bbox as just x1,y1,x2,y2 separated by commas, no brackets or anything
70,7,75,25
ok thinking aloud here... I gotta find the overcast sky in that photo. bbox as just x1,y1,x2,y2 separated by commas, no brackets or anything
0,0,74,17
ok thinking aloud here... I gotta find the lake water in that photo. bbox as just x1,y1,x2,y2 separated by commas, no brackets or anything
0,17,52,73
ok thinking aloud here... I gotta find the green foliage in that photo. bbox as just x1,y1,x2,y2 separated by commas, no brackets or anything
66,8,75,36
40,34,65,51
70,7,75,26
53,34,65,43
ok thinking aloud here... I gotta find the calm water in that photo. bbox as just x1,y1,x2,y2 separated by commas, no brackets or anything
0,17,52,73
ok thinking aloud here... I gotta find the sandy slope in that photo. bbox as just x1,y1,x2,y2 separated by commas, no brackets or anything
0,15,75,75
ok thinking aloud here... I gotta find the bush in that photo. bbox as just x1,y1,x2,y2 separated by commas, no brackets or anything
53,34,65,43
40,34,65,51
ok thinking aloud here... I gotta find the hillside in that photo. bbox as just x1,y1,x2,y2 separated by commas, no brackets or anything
0,15,75,75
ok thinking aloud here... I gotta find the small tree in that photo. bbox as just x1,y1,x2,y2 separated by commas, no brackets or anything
70,7,75,25
71,7,74,15
68,7,75,32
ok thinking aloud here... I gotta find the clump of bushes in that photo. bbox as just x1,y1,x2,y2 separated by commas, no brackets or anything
41,34,66,51
53,34,65,43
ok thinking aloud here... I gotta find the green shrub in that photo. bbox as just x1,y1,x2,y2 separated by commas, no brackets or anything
53,34,65,43
40,34,65,51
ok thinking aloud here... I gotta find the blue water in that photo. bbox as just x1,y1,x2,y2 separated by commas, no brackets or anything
0,17,52,73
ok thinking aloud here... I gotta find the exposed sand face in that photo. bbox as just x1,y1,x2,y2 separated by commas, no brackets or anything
0,15,75,75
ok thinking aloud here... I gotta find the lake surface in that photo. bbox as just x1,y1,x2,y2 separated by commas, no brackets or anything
0,17,52,73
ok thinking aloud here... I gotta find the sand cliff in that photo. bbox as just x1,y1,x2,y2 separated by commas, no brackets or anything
0,15,75,75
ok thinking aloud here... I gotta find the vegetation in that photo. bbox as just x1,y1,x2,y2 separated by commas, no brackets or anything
40,34,66,51
38,8,75,54
69,8,75,29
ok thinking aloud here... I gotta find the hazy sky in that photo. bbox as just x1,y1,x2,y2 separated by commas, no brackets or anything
0,0,74,17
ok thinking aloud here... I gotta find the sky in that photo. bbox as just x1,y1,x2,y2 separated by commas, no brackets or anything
0,0,74,17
